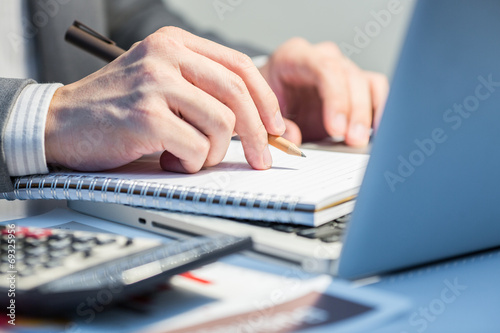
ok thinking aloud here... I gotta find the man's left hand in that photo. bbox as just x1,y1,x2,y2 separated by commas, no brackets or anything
259,38,389,146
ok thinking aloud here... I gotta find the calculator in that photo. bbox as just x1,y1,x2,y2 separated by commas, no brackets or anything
0,225,252,315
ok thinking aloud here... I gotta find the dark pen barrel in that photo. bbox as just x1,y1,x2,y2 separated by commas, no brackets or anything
65,24,125,62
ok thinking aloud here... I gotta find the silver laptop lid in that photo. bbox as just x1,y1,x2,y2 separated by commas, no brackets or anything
338,0,500,279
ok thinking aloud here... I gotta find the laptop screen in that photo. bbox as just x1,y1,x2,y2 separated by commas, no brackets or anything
338,0,500,279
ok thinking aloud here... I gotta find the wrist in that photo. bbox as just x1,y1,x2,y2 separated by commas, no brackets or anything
45,85,69,165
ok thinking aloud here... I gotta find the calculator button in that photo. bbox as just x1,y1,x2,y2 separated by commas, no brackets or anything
44,260,63,269
25,256,43,266
25,237,45,247
2,227,28,236
48,232,72,241
17,252,26,262
0,243,21,251
95,236,116,245
72,233,97,243
25,246,48,257
49,248,72,258
72,242,92,252
0,235,14,243
48,238,72,250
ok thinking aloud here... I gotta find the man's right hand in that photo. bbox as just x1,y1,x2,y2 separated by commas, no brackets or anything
45,26,286,173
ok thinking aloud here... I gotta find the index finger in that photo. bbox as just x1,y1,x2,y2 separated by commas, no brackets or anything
310,42,352,138
364,71,390,131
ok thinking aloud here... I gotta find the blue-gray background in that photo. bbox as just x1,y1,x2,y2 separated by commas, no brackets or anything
166,0,414,77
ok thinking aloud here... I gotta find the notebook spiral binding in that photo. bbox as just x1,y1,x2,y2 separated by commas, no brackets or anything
3,174,306,223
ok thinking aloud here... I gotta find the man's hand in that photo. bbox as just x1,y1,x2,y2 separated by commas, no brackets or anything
45,27,286,173
259,38,389,146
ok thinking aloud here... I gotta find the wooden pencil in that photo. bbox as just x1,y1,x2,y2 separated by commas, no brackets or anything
268,134,306,157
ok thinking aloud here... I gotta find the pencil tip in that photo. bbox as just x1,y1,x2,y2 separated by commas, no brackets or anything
301,152,307,158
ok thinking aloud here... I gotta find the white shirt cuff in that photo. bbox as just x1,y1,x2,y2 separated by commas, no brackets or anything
4,83,63,176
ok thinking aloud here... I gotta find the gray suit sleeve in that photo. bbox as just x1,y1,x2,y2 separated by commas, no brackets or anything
0,78,36,192
105,0,266,57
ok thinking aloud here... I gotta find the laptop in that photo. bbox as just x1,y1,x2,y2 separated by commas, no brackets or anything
70,0,500,279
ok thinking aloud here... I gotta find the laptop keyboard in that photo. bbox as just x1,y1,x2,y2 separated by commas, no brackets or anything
233,214,351,243
67,201,350,272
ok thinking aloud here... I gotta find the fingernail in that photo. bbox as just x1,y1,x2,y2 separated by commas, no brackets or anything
275,111,286,132
350,123,369,143
263,146,273,168
332,113,347,135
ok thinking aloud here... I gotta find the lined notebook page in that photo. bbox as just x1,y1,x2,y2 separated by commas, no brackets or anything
66,141,368,209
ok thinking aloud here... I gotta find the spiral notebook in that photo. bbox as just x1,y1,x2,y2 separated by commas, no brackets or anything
2,141,368,226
